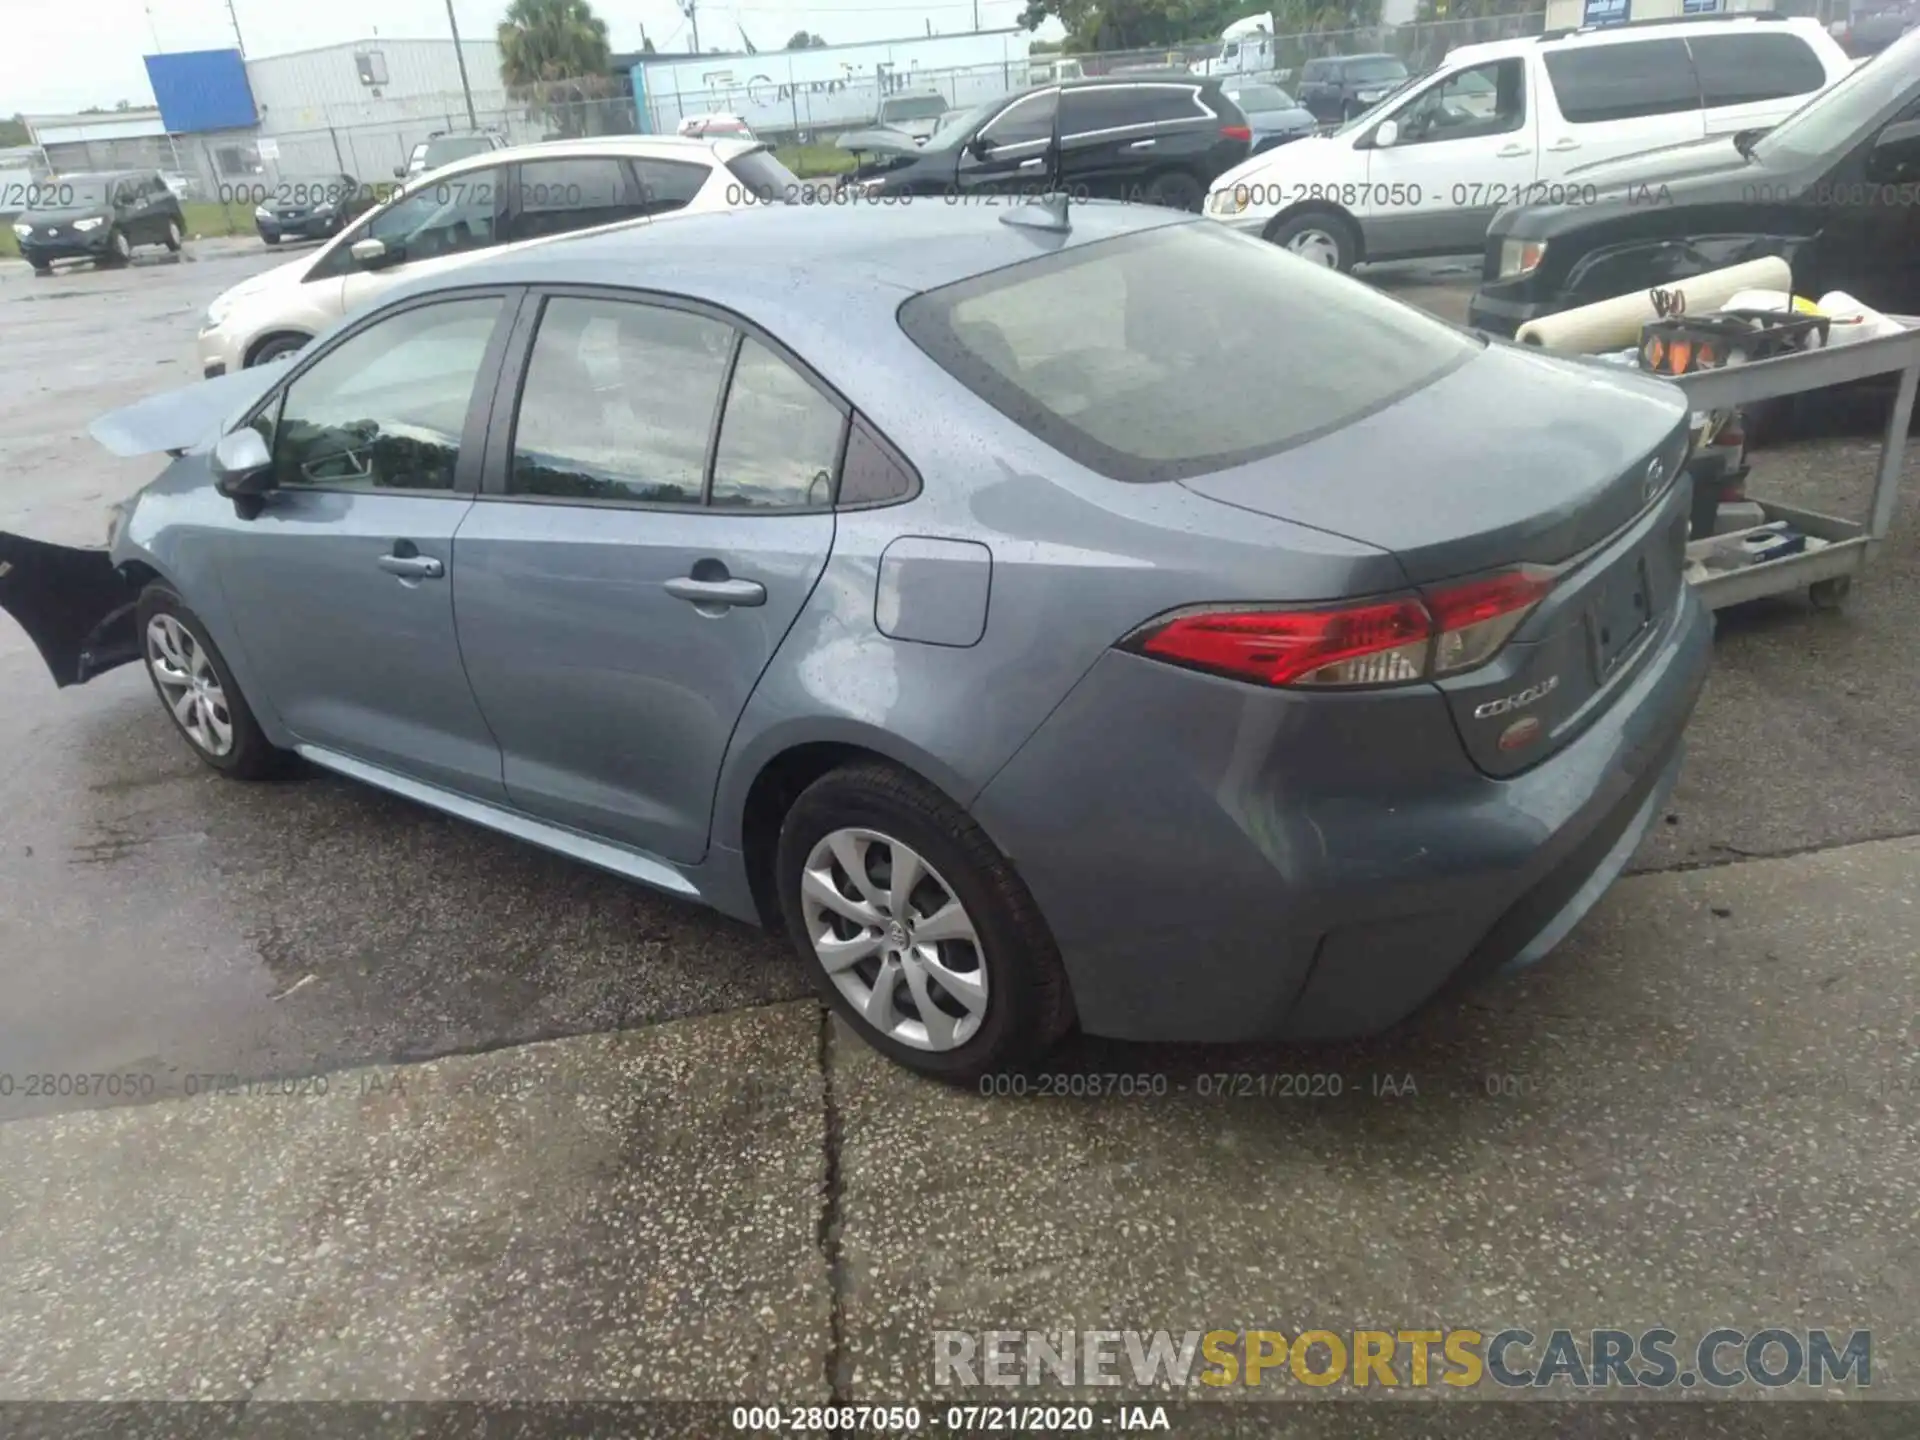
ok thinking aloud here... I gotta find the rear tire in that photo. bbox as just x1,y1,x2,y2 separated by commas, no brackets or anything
1266,209,1358,272
776,760,1073,1084
137,584,290,780
1143,170,1204,212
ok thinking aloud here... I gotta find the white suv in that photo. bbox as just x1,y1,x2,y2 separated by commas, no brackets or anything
1204,15,1853,270
199,135,795,376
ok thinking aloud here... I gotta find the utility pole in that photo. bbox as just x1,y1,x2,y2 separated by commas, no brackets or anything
224,0,247,54
681,0,702,54
973,0,980,31
444,0,480,129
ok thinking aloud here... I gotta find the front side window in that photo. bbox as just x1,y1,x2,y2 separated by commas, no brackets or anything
261,297,502,493
710,339,846,509
899,224,1478,484
509,296,734,505
1395,59,1526,144
1689,34,1829,110
1543,39,1700,124
981,90,1058,147
508,157,637,243
1753,28,1920,163
340,166,503,272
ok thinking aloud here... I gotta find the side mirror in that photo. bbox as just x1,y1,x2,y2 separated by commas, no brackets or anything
968,133,996,160
211,428,274,499
393,165,407,179
350,237,390,267
1868,118,1920,182
1373,119,1399,149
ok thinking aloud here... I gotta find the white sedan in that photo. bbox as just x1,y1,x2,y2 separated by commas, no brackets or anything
199,135,793,377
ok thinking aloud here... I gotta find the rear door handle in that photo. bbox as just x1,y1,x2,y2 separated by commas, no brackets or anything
377,553,443,579
1546,139,1581,152
663,576,766,608
1127,138,1156,149
1018,157,1045,170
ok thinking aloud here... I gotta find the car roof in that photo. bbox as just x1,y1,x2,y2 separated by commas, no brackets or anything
405,200,1190,437
1451,12,1832,63
402,133,758,191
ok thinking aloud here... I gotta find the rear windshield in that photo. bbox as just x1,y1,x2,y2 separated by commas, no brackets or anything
1228,84,1295,111
898,223,1479,483
881,95,948,121
425,136,496,165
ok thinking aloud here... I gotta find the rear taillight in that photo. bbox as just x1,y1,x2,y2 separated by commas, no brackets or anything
1127,567,1555,689
1425,568,1556,675
1220,124,1253,143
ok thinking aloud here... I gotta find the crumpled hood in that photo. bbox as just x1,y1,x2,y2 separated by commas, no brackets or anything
89,366,285,458
836,128,928,156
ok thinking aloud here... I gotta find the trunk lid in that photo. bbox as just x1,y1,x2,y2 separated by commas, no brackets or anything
1179,342,1695,775
1177,343,1688,584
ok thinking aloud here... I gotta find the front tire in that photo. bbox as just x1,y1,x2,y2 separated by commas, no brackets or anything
103,226,132,266
776,761,1072,1083
164,219,183,252
247,333,307,366
138,584,289,780
1266,209,1358,272
262,232,281,246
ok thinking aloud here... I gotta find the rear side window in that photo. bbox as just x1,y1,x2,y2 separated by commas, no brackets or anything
509,157,634,242
899,224,1479,484
726,147,805,202
631,157,711,215
709,338,847,509
1143,86,1211,123
1688,34,1828,108
509,297,734,505
1543,39,1700,123
1063,87,1149,135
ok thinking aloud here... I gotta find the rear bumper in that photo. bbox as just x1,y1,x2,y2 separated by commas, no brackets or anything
971,586,1712,1043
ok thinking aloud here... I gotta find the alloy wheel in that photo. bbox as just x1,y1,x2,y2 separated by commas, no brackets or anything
111,229,131,261
1285,228,1343,268
146,614,234,757
800,827,988,1052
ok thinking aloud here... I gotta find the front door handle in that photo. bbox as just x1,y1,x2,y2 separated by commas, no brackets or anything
1127,138,1156,149
1497,144,1532,157
1018,157,1045,170
377,553,443,579
663,576,766,608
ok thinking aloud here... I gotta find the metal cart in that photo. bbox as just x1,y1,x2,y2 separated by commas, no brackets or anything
1671,316,1920,612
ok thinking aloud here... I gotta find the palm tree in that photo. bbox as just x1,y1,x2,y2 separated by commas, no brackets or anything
499,0,614,136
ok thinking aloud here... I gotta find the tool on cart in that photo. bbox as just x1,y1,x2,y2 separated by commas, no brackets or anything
1640,310,1833,377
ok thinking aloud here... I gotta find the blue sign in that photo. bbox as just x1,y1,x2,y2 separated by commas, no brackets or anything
1582,0,1631,23
144,50,258,134
1682,0,1719,11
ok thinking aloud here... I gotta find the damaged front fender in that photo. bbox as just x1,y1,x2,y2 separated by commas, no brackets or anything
0,531,142,687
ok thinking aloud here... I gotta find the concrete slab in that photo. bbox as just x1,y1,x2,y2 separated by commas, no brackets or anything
831,837,1920,1402
0,1003,831,1401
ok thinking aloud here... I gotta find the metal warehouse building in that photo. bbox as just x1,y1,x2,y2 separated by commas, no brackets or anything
22,37,639,204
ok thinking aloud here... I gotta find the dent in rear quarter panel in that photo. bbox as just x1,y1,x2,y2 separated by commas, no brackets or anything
116,462,294,746
708,401,1408,853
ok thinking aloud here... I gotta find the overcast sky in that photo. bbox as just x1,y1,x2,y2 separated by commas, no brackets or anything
2,0,1043,114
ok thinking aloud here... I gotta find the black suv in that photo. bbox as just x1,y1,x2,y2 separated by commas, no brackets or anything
1471,28,1920,337
12,171,186,275
838,76,1252,212
1296,53,1411,123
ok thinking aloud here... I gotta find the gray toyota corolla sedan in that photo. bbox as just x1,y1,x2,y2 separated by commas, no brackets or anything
0,199,1711,1081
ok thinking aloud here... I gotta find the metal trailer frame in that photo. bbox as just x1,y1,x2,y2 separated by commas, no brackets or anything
1672,316,1920,612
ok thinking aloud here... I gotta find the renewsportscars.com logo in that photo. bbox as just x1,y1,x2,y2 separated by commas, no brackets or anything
933,1327,1872,1391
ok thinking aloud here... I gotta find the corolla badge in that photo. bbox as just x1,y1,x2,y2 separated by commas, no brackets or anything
1473,674,1559,720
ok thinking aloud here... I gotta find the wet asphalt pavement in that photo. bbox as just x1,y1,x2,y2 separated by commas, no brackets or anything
1,237,1918,1420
